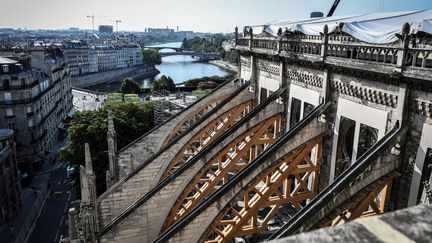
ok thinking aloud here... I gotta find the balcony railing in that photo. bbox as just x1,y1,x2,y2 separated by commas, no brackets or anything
326,43,399,65
406,48,432,68
236,33,432,71
281,40,322,55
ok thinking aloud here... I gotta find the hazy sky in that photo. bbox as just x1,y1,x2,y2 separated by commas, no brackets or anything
2,0,432,32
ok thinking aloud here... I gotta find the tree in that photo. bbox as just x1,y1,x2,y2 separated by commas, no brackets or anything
181,36,224,54
226,50,239,64
60,103,154,195
120,78,140,94
184,75,234,88
141,49,162,66
182,37,189,49
152,75,176,93
197,81,218,90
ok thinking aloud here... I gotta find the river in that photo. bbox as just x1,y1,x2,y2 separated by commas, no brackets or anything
87,42,230,92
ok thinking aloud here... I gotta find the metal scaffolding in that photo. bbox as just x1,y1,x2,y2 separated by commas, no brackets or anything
152,90,183,126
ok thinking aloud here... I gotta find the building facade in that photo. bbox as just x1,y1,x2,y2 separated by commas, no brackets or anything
0,46,73,172
0,129,21,226
62,41,143,77
62,41,98,76
99,25,113,35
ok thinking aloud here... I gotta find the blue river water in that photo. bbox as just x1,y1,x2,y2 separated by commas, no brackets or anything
88,42,229,91
141,42,229,88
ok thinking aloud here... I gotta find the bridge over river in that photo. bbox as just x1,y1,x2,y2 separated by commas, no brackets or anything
145,46,220,60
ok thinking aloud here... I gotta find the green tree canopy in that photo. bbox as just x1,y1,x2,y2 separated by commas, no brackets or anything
226,50,239,64
184,74,234,88
60,103,154,195
141,49,162,66
197,81,218,90
152,75,176,93
120,78,141,94
181,36,225,55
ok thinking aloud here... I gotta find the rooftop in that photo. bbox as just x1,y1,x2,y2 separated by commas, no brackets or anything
0,56,18,64
247,10,432,44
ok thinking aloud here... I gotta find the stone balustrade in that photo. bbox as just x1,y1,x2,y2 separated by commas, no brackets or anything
236,34,432,70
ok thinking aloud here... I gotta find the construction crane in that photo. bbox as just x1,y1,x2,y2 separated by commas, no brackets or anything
115,20,122,32
327,0,341,17
86,14,106,33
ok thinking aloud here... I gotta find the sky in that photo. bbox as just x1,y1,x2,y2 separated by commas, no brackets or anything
1,0,432,33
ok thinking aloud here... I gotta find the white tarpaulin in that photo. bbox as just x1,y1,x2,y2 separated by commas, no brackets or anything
246,10,432,44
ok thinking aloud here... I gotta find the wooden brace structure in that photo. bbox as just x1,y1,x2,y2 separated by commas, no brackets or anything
161,101,253,180
316,171,400,228
163,114,281,229
202,137,323,243
164,96,226,145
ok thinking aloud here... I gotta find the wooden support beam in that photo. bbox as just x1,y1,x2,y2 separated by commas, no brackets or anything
163,114,281,230
164,97,226,144
161,101,253,180
316,171,400,228
201,137,323,243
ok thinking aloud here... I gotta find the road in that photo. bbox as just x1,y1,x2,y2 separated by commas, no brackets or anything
72,89,105,111
27,163,75,243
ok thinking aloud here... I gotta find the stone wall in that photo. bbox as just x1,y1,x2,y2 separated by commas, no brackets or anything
299,151,400,233
115,80,239,178
71,65,157,88
98,82,251,230
99,98,284,242
395,88,432,208
269,204,432,243
165,116,326,243
75,44,432,242
239,53,410,195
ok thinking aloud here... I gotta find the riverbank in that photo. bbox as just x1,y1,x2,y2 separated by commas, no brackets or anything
71,65,160,88
209,60,238,73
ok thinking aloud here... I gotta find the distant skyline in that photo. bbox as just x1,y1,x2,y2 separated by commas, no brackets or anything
2,0,432,33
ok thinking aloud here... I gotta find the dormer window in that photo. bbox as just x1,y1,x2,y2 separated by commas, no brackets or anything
2,65,9,73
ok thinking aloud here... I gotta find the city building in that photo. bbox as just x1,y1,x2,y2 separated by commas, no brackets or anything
62,40,98,76
0,128,21,226
99,25,113,35
62,41,143,76
0,46,73,173
146,27,175,34
95,45,117,71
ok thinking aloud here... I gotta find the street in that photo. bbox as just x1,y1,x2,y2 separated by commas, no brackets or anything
27,163,75,243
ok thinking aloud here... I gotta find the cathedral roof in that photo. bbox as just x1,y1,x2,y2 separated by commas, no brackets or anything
246,10,432,44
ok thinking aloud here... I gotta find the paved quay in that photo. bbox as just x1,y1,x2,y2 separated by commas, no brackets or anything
209,60,238,72
72,88,107,111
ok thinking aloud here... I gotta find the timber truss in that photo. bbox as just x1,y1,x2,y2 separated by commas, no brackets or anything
164,96,227,144
163,114,282,229
316,171,400,228
161,101,254,180
201,137,322,243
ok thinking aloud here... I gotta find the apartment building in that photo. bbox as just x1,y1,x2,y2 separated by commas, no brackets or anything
62,41,143,76
0,46,73,172
0,128,21,226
